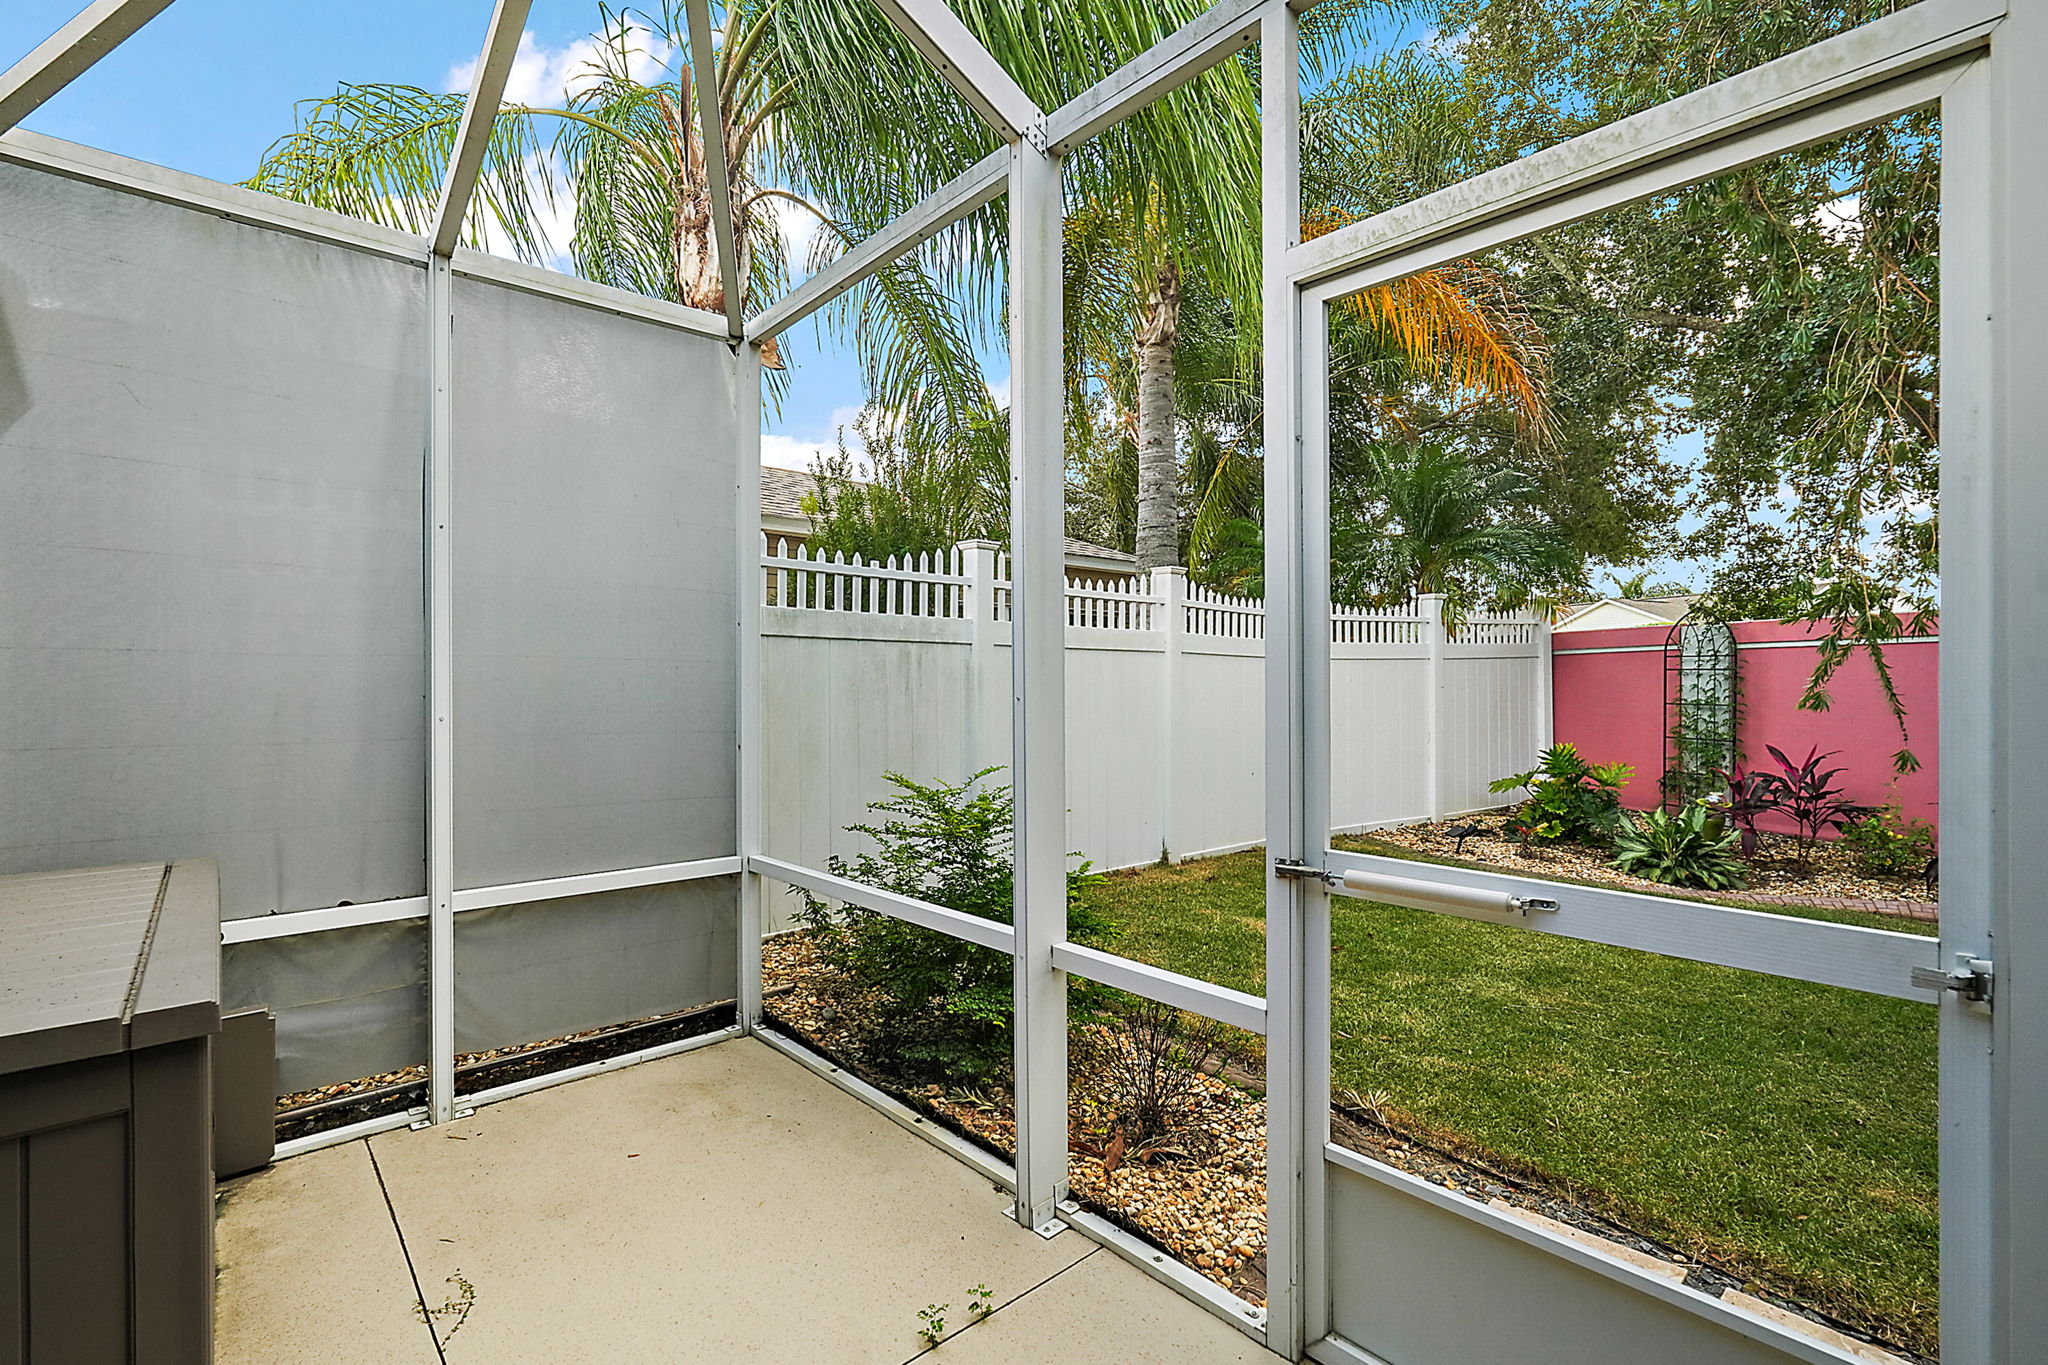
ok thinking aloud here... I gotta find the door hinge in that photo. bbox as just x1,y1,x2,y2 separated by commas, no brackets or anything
1274,858,1338,886
1911,954,1994,1007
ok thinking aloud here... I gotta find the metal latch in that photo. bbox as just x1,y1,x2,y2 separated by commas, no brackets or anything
1911,953,1995,1007
1274,858,1338,886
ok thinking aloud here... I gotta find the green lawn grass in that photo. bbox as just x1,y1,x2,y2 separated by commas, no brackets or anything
1087,846,1939,1354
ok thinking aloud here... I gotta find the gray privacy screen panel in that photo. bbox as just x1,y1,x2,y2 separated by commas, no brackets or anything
450,276,736,886
0,162,428,918
1325,1159,1805,1365
453,878,737,1054
223,920,426,1096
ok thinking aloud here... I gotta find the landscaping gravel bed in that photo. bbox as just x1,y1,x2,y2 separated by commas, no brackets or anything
1361,814,1937,908
763,930,1270,1304
274,1003,737,1143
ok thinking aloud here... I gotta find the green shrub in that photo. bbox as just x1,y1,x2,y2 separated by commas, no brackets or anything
1839,804,1937,876
1489,743,1633,847
1611,804,1749,890
793,767,1111,1084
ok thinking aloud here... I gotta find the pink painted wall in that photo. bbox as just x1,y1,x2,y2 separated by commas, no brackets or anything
1550,617,1939,831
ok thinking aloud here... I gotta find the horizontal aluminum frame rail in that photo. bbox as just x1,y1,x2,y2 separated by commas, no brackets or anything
1050,940,1268,1035
1286,0,2002,292
1325,847,1941,1002
457,1024,741,1112
272,1025,749,1162
752,1023,1017,1190
749,853,1017,953
751,856,1272,1031
220,856,744,944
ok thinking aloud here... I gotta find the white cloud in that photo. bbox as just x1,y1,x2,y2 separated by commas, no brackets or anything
761,407,869,474
760,433,833,472
456,148,576,271
758,191,823,274
445,23,676,108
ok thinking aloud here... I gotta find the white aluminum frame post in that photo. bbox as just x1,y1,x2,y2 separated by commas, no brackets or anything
736,339,766,1030
1258,1,1316,1354
1963,4,2048,1354
423,0,535,1126
1006,133,1070,1237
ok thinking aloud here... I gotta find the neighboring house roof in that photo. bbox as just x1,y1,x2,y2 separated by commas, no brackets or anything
1553,595,1698,631
758,465,1137,569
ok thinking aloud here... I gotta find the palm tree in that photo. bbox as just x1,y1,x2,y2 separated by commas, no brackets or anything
248,6,776,312
1332,443,1579,626
758,0,1277,571
244,3,992,424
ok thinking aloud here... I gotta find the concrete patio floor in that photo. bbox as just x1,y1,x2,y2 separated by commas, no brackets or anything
215,1036,1283,1365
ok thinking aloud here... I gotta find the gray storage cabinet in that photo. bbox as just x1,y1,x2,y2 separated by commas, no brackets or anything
1,861,222,1365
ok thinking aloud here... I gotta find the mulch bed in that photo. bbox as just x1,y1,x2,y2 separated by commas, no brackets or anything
1360,815,1937,919
763,931,1270,1304
273,1002,737,1145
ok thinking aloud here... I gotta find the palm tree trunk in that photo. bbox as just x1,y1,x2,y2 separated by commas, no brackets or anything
1134,258,1183,570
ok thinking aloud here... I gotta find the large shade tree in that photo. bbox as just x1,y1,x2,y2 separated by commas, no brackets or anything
1386,0,1938,767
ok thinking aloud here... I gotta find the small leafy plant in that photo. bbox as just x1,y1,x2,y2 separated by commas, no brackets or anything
1611,804,1749,890
1490,743,1633,848
793,768,1112,1085
1839,803,1937,876
917,1286,992,1347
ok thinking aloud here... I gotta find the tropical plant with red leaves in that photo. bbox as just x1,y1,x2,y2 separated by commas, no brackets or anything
1756,744,1872,864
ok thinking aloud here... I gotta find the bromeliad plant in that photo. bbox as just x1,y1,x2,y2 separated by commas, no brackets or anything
792,768,1111,1085
1489,743,1632,848
1611,804,1749,891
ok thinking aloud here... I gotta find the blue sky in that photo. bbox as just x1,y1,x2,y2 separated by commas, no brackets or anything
0,0,878,470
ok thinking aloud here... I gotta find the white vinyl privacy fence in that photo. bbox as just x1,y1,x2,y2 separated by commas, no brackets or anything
759,538,1551,886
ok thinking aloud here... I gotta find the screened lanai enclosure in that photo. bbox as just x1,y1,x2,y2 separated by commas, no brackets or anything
2,0,2046,1362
